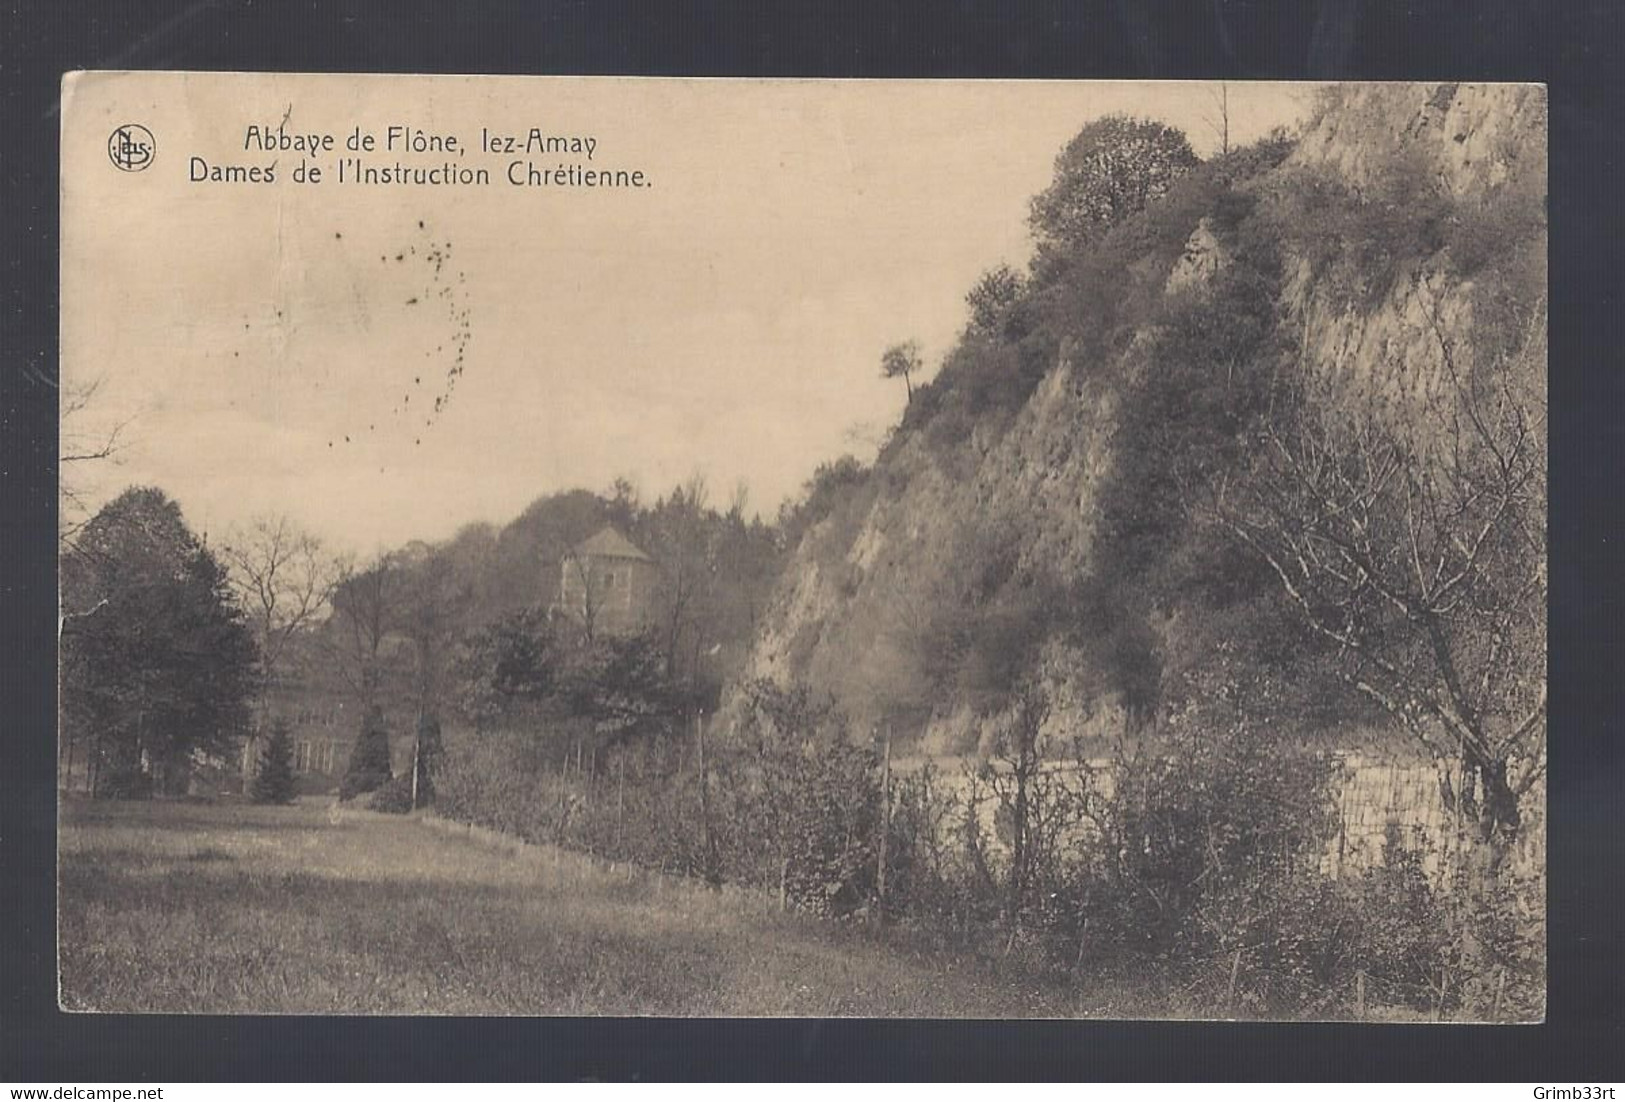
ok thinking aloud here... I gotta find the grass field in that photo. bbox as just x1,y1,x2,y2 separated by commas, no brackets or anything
58,797,1081,1016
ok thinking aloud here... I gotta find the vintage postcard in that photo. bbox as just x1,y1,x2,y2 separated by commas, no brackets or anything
59,73,1546,1019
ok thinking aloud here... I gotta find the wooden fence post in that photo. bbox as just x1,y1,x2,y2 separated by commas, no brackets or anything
875,730,891,922
697,710,718,888
1227,947,1243,1012
1355,969,1367,1020
615,754,625,854
410,733,421,811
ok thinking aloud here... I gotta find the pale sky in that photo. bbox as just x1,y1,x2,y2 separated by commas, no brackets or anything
62,74,1314,556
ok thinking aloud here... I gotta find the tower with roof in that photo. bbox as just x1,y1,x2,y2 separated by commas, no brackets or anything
557,525,659,637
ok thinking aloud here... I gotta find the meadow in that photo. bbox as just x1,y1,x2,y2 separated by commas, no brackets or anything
57,797,1080,1016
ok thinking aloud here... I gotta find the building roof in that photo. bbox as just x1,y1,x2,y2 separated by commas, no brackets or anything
570,525,653,562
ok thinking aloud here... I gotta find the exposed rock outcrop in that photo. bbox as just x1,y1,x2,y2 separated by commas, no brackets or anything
742,84,1545,755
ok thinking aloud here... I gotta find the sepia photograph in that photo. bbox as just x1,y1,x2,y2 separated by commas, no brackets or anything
57,74,1546,1021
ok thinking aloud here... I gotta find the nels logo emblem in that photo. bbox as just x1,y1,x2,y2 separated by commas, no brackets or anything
108,124,156,172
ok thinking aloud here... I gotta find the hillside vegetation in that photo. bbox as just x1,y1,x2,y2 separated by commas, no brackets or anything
745,84,1546,776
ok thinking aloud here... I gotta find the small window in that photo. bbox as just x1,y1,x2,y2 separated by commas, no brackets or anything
603,570,617,589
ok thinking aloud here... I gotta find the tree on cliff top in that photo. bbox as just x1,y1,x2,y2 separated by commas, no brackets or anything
1029,115,1200,267
880,341,922,404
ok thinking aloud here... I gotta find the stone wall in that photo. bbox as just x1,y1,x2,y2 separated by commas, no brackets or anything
1326,751,1546,885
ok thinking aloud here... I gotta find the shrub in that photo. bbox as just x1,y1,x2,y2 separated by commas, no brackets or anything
1341,824,1544,1021
878,761,977,926
724,681,884,915
1444,179,1546,278
96,761,154,800
1262,149,1452,311
249,720,296,805
964,264,1028,339
1068,716,1345,1012
339,705,393,801
368,773,415,814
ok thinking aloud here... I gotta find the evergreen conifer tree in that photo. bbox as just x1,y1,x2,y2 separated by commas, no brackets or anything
249,719,297,804
340,705,393,801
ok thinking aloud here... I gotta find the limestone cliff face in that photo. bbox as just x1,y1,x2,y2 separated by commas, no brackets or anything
1289,83,1545,199
746,356,1118,748
1284,84,1545,408
743,84,1545,751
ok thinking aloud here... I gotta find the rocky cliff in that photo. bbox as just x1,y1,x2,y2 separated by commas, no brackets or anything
743,84,1546,755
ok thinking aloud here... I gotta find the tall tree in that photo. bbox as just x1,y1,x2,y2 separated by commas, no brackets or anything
340,704,394,800
249,719,297,804
1209,294,1546,861
329,556,399,707
219,514,342,703
393,545,472,720
1029,115,1200,261
1202,83,1232,157
410,712,444,809
455,606,559,730
880,340,922,403
58,375,135,550
647,474,716,688
60,487,260,796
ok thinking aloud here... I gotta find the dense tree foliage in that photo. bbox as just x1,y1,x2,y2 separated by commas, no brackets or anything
285,477,783,728
456,608,685,759
1028,115,1200,271
249,719,297,804
60,487,260,796
879,340,922,403
339,705,394,800
964,264,1028,338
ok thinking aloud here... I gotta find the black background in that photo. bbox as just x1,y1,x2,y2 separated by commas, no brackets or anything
3,0,1621,1082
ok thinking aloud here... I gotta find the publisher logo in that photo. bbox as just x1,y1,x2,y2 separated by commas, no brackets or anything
108,124,156,172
